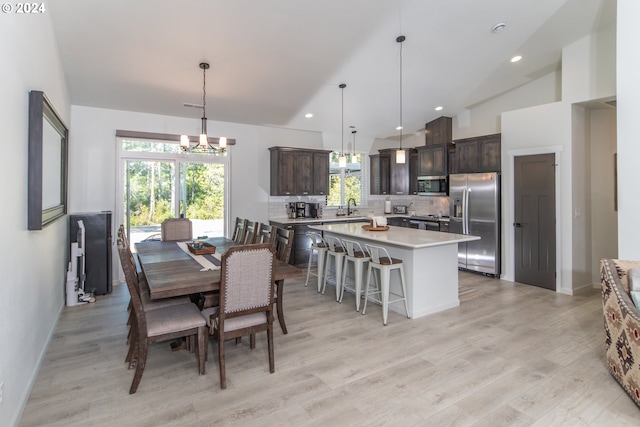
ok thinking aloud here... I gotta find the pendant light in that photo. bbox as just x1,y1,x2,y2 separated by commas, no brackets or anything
180,62,228,152
338,83,347,168
351,129,357,156
395,35,406,164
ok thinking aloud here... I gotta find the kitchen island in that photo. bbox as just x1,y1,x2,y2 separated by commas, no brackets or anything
310,223,480,319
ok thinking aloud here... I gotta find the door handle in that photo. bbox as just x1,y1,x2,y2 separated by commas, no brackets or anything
513,222,523,227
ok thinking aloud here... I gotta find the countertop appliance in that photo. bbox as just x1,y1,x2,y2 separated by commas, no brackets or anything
417,175,448,196
393,204,408,214
287,202,321,219
449,172,500,276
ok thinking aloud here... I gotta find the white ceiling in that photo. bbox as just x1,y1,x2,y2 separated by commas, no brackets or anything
49,0,615,140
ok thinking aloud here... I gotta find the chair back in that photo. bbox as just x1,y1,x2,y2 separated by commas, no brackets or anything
220,243,276,316
256,223,277,246
341,238,367,258
161,218,193,241
273,227,295,263
307,232,326,248
243,220,259,244
116,238,147,334
325,236,345,253
232,217,248,244
364,244,395,265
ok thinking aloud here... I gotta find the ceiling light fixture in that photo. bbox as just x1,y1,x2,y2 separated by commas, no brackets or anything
338,83,347,168
510,55,522,63
180,62,227,152
305,113,313,118
435,106,443,111
395,35,406,164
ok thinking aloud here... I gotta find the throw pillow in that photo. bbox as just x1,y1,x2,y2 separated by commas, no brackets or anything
630,268,640,292
631,290,640,311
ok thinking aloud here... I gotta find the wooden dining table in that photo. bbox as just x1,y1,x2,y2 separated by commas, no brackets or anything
135,237,303,334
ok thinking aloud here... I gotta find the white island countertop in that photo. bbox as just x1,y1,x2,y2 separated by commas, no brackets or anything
309,222,479,249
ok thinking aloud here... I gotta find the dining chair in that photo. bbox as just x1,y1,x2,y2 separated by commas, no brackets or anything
200,243,276,389
271,226,295,334
117,238,207,393
243,220,259,244
161,217,193,241
231,217,248,244
255,223,277,246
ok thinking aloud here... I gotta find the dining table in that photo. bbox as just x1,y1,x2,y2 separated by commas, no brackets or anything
135,236,303,334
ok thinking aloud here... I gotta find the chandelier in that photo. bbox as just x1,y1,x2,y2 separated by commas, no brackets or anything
180,62,227,152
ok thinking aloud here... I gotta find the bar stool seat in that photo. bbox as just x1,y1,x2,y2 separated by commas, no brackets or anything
322,236,346,300
339,239,371,311
305,233,329,292
362,244,409,325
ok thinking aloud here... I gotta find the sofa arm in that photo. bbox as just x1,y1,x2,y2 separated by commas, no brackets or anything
600,258,640,408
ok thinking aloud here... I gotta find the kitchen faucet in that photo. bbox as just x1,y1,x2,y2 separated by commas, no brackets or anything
347,198,356,216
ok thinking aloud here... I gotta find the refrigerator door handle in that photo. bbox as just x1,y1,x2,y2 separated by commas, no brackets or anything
462,189,468,234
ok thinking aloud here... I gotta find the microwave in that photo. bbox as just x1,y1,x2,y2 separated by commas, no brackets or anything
417,175,448,196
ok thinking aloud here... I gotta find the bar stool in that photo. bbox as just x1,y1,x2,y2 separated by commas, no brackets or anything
305,233,329,293
322,236,346,300
339,239,371,311
362,244,409,325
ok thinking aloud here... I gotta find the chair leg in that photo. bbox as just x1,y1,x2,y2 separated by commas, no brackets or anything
218,332,226,389
129,339,148,394
197,328,206,375
268,323,275,374
334,256,343,301
362,263,372,315
354,260,363,312
399,266,409,319
250,333,256,349
339,259,349,303
276,279,288,334
305,248,313,287
381,267,391,326
317,250,326,293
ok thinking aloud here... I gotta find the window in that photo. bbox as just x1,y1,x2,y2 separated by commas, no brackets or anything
327,151,364,207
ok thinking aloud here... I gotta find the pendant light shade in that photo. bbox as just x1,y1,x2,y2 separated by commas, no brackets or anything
396,35,406,164
338,83,347,168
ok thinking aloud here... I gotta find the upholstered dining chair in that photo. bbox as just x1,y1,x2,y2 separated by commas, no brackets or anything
231,217,248,244
161,217,193,241
117,238,206,394
200,243,276,389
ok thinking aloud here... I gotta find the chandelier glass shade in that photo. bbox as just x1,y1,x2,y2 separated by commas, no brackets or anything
395,35,406,164
338,83,347,168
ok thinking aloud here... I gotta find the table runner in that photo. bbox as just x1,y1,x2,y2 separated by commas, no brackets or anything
176,242,222,271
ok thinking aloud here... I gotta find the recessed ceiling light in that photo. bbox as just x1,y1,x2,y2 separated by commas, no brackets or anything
304,113,313,118
396,126,403,131
435,106,443,111
491,22,507,33
510,55,522,63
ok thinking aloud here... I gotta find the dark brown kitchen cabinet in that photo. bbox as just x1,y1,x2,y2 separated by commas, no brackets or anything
378,148,409,195
409,149,418,194
417,145,447,177
269,147,331,196
425,116,452,146
369,153,390,195
447,144,457,175
453,134,501,173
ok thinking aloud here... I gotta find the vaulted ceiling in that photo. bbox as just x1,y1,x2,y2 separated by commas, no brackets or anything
49,0,615,140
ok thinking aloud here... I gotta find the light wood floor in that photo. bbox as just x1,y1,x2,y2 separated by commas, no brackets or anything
19,272,640,426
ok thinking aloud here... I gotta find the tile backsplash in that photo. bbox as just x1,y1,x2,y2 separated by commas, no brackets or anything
268,195,449,218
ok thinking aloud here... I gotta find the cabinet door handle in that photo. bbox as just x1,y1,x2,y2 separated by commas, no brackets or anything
513,222,523,227
302,192,309,195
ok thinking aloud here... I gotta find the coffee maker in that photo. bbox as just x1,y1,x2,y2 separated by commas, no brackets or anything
305,202,321,219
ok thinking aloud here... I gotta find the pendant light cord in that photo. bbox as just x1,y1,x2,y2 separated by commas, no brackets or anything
398,36,404,150
340,83,346,156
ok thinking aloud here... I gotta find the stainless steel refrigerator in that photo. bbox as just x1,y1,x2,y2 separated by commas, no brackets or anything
449,173,500,277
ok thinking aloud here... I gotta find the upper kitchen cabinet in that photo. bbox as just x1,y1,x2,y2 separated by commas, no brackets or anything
369,153,390,195
379,148,409,195
453,134,501,173
269,147,331,196
409,149,418,195
416,145,447,177
425,116,452,146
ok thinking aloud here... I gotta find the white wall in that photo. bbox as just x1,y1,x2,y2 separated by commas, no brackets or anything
0,13,70,427
617,0,640,259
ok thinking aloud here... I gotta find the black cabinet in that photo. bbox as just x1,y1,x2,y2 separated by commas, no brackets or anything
269,147,331,196
425,116,452,146
69,211,112,295
409,149,418,195
387,217,410,228
369,153,390,195
417,145,447,176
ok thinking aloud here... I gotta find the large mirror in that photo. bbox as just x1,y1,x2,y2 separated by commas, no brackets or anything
28,91,68,230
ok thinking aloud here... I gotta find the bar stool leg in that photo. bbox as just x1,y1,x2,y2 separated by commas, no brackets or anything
381,267,391,326
317,249,326,293
340,259,349,303
362,263,372,315
399,265,409,318
334,255,343,301
354,260,364,311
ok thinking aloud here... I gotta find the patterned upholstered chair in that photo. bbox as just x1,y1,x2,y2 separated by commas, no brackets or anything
600,258,640,407
200,243,276,389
